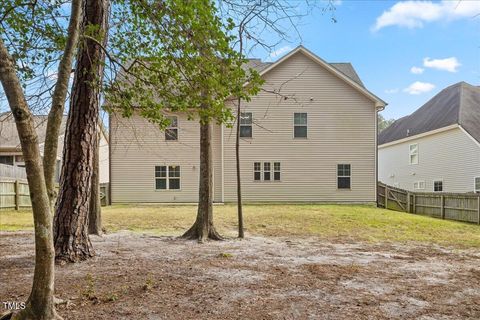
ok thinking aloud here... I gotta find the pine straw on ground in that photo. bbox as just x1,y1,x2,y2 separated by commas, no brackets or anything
1,231,480,319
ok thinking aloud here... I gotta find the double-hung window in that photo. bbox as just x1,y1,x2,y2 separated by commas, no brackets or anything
273,162,281,181
254,162,262,181
475,177,480,193
413,181,425,190
165,116,178,141
337,164,351,189
294,113,307,138
263,162,271,181
409,143,418,165
433,180,443,192
240,112,252,138
155,165,180,190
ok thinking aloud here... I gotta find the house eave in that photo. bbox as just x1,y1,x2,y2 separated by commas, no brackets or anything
378,124,460,149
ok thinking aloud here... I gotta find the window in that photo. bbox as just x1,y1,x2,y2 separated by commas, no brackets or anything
254,161,281,182
165,116,178,141
263,162,271,181
409,143,418,165
413,181,425,190
433,180,443,192
155,165,180,190
0,156,13,166
475,177,480,193
294,113,307,138
240,112,252,138
337,164,351,189
274,162,281,181
254,162,261,181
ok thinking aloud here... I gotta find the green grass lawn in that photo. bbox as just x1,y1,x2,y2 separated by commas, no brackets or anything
1,204,479,247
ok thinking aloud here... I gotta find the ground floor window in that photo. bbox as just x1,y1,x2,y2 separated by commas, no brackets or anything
155,165,180,190
433,180,443,192
413,181,425,190
254,161,281,182
337,164,351,189
475,177,480,193
0,155,14,166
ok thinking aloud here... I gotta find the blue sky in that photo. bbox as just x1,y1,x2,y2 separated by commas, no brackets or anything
248,0,480,120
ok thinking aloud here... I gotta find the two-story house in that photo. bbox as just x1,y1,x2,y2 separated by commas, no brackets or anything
378,82,480,193
109,46,386,203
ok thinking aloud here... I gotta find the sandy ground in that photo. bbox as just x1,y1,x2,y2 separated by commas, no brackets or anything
1,231,480,320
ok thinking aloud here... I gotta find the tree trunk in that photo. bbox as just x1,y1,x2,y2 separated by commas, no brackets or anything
43,0,83,210
0,38,61,320
182,120,222,242
53,0,109,263
88,132,102,235
236,99,244,238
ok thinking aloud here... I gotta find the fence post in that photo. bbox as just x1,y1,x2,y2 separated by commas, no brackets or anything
412,194,416,214
14,180,20,210
406,192,411,213
440,195,445,219
384,185,388,209
477,196,480,225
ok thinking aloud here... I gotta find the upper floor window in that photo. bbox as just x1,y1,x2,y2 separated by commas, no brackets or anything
240,112,252,138
294,113,307,138
475,177,480,193
337,164,351,189
155,165,180,190
165,116,178,141
409,143,418,165
433,180,443,192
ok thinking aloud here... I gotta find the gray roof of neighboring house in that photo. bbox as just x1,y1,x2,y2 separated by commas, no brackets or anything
379,82,480,145
246,59,365,88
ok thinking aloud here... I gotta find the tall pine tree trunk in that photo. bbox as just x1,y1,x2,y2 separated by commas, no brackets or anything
182,119,222,241
0,38,61,320
53,0,109,262
88,131,102,235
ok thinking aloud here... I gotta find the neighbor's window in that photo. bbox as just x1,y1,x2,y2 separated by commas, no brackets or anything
165,116,178,141
254,162,261,181
263,162,271,181
413,181,425,190
155,165,180,190
0,155,14,166
274,162,281,181
240,112,252,138
409,143,418,165
475,177,480,193
433,180,443,192
294,113,307,138
337,164,351,189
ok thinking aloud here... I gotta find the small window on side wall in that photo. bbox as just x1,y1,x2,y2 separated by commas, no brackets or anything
165,116,178,141
155,165,180,190
240,112,252,138
294,113,307,138
413,181,425,190
475,177,480,193
409,143,418,165
337,164,351,189
433,180,443,192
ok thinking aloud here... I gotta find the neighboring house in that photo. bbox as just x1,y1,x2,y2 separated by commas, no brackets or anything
109,46,386,203
0,113,110,183
378,82,480,193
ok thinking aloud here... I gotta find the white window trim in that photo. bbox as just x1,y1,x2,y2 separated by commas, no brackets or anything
293,112,308,139
433,179,443,192
413,180,425,190
165,116,179,141
155,165,181,191
240,112,253,139
337,164,352,190
253,161,281,182
409,143,418,165
475,177,480,193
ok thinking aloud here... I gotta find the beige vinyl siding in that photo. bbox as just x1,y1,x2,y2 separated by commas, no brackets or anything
99,133,109,183
110,113,222,203
378,127,480,193
223,51,377,202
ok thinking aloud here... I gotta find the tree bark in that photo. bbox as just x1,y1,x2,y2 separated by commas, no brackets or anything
0,38,61,320
235,99,244,239
53,0,109,263
88,131,102,235
43,0,83,210
182,120,222,242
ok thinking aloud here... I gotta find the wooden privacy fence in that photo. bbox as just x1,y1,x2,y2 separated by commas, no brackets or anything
0,179,110,210
0,164,27,180
378,182,480,224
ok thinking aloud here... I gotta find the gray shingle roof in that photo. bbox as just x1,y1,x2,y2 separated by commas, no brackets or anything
379,82,480,145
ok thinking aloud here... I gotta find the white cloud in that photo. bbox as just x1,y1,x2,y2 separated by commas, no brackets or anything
385,88,399,94
372,0,480,31
410,66,424,74
403,81,435,95
269,46,292,59
423,57,461,72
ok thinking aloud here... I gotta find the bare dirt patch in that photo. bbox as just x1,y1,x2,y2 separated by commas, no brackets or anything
1,231,480,319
